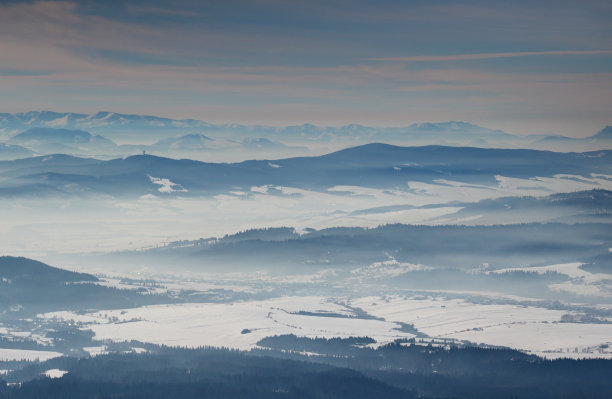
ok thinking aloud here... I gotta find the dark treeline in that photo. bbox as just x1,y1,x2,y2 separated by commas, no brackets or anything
2,338,611,399
581,252,612,274
258,335,376,356
257,335,612,398
1,348,415,399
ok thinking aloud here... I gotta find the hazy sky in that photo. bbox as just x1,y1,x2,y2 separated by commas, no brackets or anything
0,0,610,136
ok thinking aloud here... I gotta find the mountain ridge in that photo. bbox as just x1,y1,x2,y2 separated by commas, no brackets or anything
0,143,609,198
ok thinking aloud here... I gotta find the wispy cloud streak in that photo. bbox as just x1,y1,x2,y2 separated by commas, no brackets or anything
372,50,612,62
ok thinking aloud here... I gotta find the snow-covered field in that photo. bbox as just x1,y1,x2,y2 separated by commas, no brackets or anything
0,348,62,362
41,296,415,351
36,293,612,359
350,295,612,359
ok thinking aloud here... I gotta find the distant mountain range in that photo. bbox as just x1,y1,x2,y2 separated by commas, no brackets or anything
0,111,513,142
0,143,609,198
533,126,612,146
0,112,610,159
0,125,304,161
9,127,117,155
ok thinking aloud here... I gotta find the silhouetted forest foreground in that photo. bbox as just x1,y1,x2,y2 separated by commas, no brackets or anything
2,335,611,399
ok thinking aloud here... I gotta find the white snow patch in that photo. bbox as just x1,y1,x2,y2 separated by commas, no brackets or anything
268,162,282,168
83,346,108,357
44,369,68,379
45,115,69,127
351,257,433,280
148,175,187,193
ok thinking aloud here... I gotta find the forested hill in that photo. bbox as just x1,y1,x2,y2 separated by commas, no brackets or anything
0,256,97,283
0,256,173,314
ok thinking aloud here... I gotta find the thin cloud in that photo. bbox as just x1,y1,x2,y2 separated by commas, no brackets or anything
0,1,610,135
372,50,612,62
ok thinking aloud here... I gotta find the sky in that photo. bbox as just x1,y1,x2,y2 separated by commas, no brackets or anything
0,0,610,137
